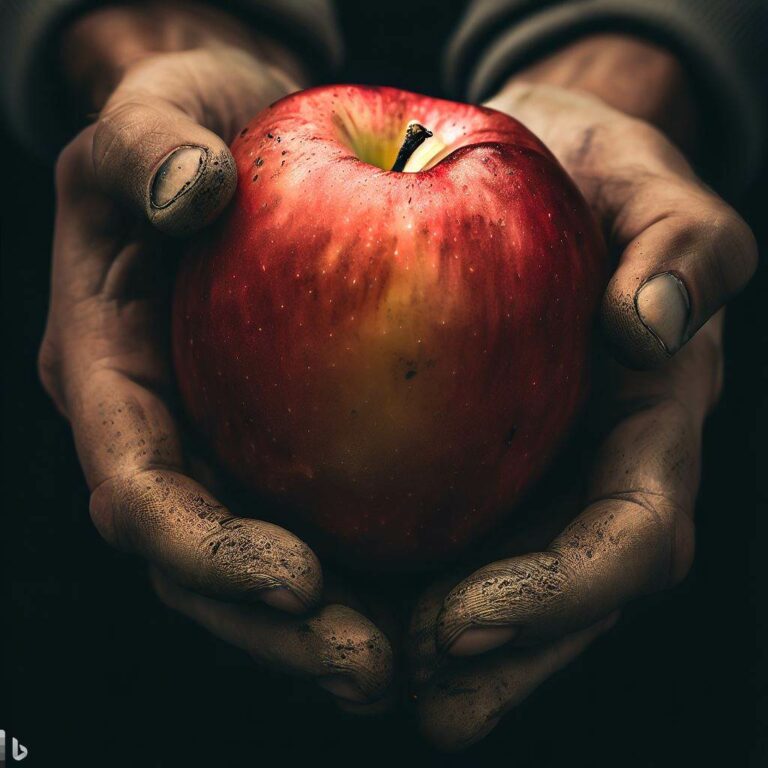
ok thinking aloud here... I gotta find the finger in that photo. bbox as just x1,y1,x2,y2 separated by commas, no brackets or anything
94,90,236,237
600,173,757,368
419,615,616,751
408,486,587,684
436,335,715,655
91,462,321,612
152,570,394,705
51,134,321,613
92,48,291,236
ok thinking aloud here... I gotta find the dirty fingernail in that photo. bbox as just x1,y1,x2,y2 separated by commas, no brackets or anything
448,626,518,656
635,272,690,355
258,586,307,614
317,675,368,703
150,146,207,208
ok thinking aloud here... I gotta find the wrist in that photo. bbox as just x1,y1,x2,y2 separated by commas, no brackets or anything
503,34,698,153
60,1,306,112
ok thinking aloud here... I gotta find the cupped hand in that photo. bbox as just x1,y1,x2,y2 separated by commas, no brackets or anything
410,315,720,749
409,58,758,749
38,3,393,706
485,80,757,370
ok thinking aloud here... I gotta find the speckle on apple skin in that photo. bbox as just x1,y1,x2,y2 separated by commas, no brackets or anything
172,85,607,569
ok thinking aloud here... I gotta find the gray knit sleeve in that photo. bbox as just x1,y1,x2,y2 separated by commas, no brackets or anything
0,0,342,158
445,0,768,194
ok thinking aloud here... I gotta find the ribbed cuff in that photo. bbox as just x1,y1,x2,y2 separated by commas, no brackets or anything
0,0,343,160
445,1,766,195
0,0,92,159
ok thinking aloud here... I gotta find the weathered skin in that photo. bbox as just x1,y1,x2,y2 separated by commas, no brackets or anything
173,85,607,568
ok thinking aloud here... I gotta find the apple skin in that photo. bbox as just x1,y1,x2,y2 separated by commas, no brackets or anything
172,85,607,569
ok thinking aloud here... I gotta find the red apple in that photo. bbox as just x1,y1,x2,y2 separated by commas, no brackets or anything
173,85,607,569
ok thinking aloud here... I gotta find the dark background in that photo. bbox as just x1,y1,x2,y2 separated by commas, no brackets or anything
2,2,766,765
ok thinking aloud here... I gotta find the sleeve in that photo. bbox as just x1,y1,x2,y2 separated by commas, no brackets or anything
445,0,768,194
0,0,343,159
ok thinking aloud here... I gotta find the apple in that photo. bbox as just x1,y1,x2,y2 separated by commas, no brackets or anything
173,85,607,569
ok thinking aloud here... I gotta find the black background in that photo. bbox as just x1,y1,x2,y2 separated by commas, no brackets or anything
2,2,766,766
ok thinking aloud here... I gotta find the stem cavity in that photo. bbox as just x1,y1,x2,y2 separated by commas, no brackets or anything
390,122,433,172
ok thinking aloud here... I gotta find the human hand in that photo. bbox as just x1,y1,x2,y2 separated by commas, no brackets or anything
38,1,393,705
409,315,721,748
486,35,757,369
409,34,758,749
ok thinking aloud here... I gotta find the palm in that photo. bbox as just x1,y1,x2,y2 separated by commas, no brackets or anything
40,41,396,708
406,84,741,750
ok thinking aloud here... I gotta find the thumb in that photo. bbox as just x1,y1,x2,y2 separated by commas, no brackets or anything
601,177,757,368
88,43,296,237
92,92,236,237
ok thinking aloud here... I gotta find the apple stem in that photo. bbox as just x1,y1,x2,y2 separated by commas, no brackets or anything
391,122,433,172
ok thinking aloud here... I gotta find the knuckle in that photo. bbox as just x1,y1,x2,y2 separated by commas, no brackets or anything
54,129,95,191
88,476,122,547
94,97,167,177
93,101,141,171
87,468,172,551
614,488,693,588
624,490,678,541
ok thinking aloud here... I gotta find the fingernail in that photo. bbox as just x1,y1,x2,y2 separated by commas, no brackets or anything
635,273,690,355
316,675,368,703
448,626,518,657
150,146,207,208
258,586,307,614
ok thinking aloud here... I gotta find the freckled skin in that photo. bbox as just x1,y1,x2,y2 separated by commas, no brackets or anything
173,85,607,568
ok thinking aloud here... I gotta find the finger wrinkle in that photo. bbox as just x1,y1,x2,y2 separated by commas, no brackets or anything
555,495,681,591
96,469,314,598
437,554,569,650
102,368,173,408
586,489,681,529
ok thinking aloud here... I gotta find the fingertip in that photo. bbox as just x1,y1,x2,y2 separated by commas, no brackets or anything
601,196,757,369
316,674,369,703
238,520,324,610
600,279,680,369
447,625,519,657
92,101,237,238
147,143,237,237
315,604,395,703
258,585,310,615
